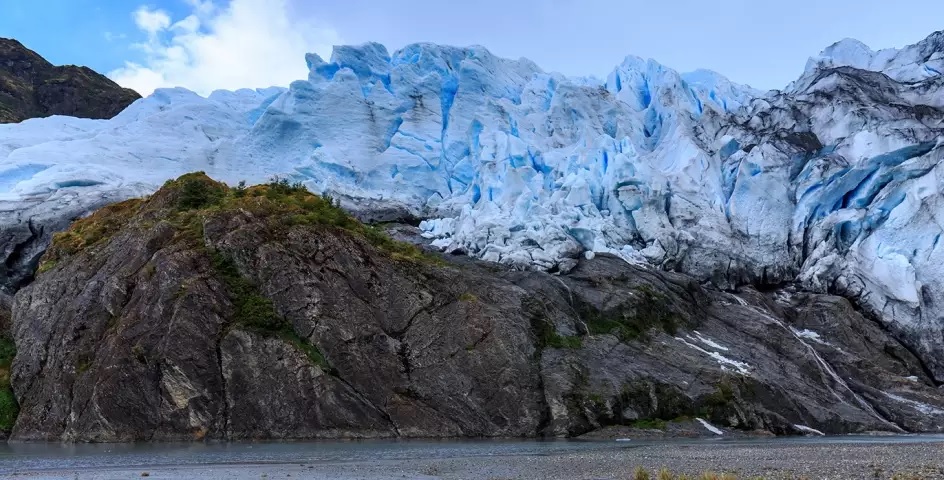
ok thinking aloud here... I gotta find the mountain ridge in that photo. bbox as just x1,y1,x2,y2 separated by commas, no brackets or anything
0,38,140,124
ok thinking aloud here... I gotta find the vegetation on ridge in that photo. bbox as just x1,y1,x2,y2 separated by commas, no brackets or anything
36,172,445,376
41,198,144,271
40,172,441,273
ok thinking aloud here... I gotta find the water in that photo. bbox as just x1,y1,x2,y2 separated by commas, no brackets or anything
0,439,611,474
3,435,944,478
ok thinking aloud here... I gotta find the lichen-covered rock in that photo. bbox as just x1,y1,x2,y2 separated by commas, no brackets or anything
8,174,944,441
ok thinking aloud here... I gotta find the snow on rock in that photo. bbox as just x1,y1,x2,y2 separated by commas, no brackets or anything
675,336,751,375
696,418,724,435
3,33,944,381
790,327,828,346
882,392,944,416
792,329,821,341
692,331,730,351
793,424,826,436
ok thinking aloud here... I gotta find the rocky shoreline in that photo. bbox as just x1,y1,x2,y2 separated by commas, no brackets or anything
3,437,944,479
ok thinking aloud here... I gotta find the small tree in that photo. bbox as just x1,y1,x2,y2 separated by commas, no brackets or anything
177,176,224,210
234,180,247,198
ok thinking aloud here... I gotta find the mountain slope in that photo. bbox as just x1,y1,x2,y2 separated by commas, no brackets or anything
0,38,140,123
8,174,942,441
2,32,944,385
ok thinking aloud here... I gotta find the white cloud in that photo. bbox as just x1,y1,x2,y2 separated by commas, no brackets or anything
132,6,171,36
109,0,341,96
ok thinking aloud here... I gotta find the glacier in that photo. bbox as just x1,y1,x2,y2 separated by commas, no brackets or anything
2,33,944,380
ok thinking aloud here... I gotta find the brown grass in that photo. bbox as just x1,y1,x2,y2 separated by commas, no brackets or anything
37,173,443,274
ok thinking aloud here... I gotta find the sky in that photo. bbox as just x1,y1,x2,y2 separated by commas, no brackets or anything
1,0,943,96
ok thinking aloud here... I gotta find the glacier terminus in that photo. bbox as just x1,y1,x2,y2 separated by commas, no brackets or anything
2,32,944,381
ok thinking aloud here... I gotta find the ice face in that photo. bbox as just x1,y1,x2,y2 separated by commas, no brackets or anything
3,33,944,378
801,31,944,84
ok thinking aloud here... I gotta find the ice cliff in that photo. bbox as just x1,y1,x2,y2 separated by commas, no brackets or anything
2,32,944,379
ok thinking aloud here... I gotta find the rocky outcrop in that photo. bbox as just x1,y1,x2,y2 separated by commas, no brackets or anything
0,38,140,123
8,174,944,441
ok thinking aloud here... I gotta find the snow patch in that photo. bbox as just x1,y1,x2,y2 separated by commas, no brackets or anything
790,327,829,345
882,392,944,415
793,424,825,436
675,337,751,375
696,418,723,435
727,294,748,306
692,331,730,351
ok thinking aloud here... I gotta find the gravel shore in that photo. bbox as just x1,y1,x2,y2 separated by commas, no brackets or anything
5,438,944,480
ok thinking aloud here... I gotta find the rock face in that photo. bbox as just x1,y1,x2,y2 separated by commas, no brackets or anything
8,175,944,441
0,38,140,123
0,292,10,335
3,33,944,386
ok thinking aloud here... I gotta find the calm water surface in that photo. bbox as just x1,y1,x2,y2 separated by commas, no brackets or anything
2,435,944,477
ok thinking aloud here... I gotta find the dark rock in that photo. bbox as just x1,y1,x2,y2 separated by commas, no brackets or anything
0,38,140,124
0,292,10,334
221,329,396,439
8,175,944,441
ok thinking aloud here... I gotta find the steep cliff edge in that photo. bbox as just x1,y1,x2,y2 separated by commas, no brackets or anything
0,38,140,123
7,174,944,441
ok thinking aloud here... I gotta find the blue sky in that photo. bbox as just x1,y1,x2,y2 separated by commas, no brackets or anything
2,0,943,95
0,0,185,68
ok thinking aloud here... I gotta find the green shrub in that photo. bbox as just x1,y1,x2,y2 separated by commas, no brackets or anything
529,309,583,350
279,330,334,374
177,174,225,211
632,418,668,430
233,180,247,198
547,333,583,349
0,388,16,432
700,377,737,416
210,252,332,372
459,292,478,302
0,337,14,365
211,252,284,331
583,285,681,342
0,336,18,432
